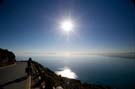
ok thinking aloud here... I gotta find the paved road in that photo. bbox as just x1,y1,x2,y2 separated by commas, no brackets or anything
0,62,27,89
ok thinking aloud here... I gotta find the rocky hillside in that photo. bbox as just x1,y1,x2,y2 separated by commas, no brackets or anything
0,48,16,67
31,61,112,89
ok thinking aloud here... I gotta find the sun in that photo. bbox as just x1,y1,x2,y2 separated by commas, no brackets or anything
60,19,74,32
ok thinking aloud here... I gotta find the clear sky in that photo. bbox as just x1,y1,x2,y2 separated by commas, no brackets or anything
0,0,135,56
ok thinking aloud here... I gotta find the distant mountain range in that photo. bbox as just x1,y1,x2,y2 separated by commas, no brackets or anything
101,52,135,59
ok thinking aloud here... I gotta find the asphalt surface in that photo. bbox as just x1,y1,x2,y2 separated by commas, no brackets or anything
0,62,27,89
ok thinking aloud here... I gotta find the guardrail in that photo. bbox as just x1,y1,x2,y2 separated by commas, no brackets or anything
25,58,32,89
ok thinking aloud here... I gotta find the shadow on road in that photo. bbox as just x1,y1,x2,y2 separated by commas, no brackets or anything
0,75,27,88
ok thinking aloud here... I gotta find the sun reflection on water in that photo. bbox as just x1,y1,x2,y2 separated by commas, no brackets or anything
55,67,77,79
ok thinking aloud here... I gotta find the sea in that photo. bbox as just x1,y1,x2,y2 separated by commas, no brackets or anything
17,55,135,89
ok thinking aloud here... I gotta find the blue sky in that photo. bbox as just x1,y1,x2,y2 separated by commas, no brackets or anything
0,0,135,56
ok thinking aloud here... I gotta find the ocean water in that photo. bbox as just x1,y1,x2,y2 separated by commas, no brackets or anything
17,56,135,89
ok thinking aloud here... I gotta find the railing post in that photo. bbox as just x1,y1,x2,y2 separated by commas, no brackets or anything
25,58,32,89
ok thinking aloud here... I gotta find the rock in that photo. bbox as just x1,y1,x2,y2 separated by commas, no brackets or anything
0,48,16,67
56,86,63,89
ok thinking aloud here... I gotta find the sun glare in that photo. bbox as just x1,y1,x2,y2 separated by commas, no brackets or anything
55,67,77,79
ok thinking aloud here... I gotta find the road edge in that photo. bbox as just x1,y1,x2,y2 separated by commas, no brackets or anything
0,63,16,70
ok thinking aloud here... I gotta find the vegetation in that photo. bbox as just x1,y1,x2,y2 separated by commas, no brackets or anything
0,48,16,67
